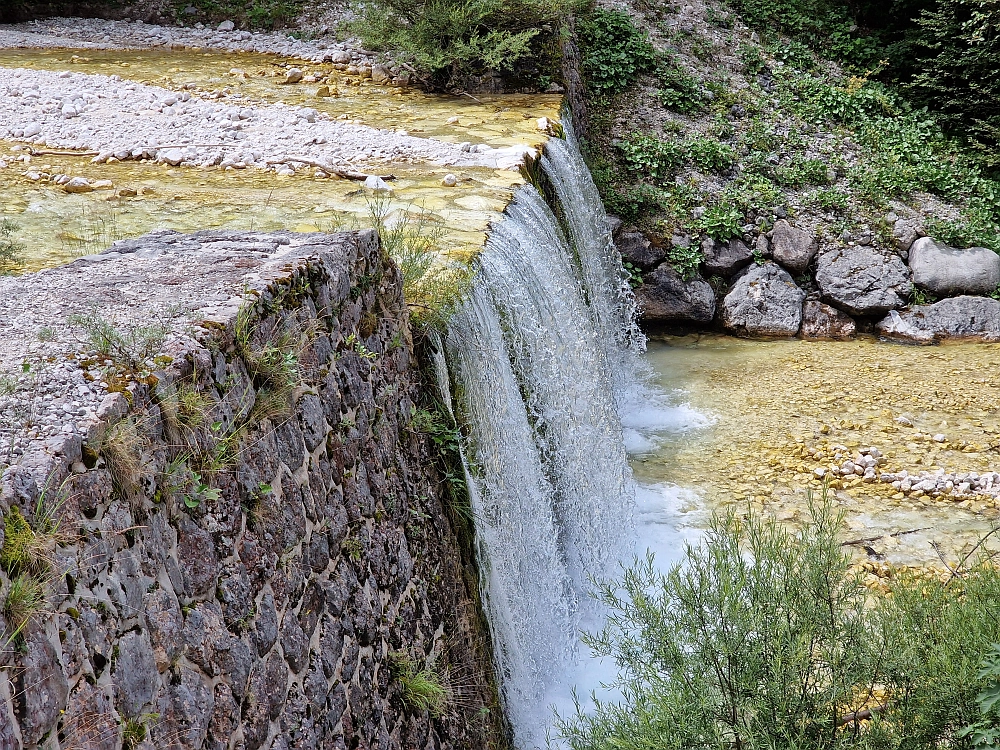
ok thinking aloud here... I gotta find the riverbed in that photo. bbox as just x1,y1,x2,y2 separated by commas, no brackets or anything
629,334,1000,576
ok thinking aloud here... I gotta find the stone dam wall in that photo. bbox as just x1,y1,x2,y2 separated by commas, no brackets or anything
0,230,504,749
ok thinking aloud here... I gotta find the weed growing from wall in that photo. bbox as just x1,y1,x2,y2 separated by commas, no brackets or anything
390,652,451,717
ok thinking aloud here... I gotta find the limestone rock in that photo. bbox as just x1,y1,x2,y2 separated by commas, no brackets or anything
909,237,1000,296
63,176,94,193
702,237,753,277
877,296,1000,343
616,231,665,270
635,265,715,324
801,299,856,339
892,218,919,251
371,64,392,84
18,630,69,745
283,68,304,85
815,245,912,316
722,263,805,337
217,20,235,31
770,220,817,274
112,630,158,716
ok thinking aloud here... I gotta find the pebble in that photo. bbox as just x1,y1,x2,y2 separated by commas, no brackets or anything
441,173,458,187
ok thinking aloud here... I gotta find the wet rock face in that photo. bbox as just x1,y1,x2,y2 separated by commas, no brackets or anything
0,231,501,750
877,296,1000,343
800,299,857,340
722,263,806,337
909,237,1000,296
815,245,912,316
636,264,716,324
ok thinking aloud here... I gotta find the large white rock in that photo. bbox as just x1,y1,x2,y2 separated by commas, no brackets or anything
909,237,1000,295
63,177,94,193
878,296,1000,343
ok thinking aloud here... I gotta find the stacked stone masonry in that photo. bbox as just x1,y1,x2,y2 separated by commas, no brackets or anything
0,230,503,749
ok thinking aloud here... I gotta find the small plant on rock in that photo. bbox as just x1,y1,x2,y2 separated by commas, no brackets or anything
390,652,451,718
698,204,744,241
68,309,173,374
0,219,25,275
665,243,704,281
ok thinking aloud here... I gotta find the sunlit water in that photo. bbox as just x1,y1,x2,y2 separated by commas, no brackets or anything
0,47,558,270
0,143,521,269
0,48,561,148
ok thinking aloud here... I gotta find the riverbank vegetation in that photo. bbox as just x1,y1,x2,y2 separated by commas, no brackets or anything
560,497,1000,749
574,0,1000,287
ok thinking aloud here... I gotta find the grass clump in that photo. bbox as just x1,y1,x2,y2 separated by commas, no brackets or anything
3,573,46,635
390,652,451,717
0,219,25,275
364,193,470,330
102,418,146,496
558,496,1000,750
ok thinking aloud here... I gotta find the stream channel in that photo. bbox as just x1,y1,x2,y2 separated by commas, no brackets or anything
3,40,999,750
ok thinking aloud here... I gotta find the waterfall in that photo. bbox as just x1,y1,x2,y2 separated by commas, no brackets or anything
444,128,644,748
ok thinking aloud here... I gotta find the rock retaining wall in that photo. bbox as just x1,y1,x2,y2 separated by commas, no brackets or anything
0,230,504,749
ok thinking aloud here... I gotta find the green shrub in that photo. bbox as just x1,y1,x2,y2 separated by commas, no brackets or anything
686,137,736,172
0,219,25,275
655,60,706,114
810,187,850,213
558,497,1000,750
699,203,744,241
578,9,656,100
617,135,735,182
767,39,815,70
773,156,832,188
739,43,768,76
351,0,579,86
617,134,686,182
957,644,1000,748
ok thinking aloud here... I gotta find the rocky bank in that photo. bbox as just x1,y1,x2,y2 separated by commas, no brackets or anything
0,230,504,749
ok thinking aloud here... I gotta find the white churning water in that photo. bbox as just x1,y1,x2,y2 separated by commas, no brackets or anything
443,124,707,748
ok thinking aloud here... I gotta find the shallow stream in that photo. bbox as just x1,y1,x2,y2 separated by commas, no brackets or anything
629,335,1000,574
0,47,558,270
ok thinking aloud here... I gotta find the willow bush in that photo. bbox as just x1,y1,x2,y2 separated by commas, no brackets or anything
349,0,584,87
559,498,1000,749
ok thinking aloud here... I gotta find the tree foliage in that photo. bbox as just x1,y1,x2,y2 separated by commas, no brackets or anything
350,0,583,87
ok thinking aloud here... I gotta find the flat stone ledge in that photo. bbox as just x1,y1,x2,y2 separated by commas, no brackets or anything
0,228,376,473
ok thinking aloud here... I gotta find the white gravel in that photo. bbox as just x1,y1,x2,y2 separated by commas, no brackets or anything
0,16,359,63
0,66,535,171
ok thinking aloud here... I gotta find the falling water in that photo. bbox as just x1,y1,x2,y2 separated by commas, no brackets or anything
442,123,653,748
